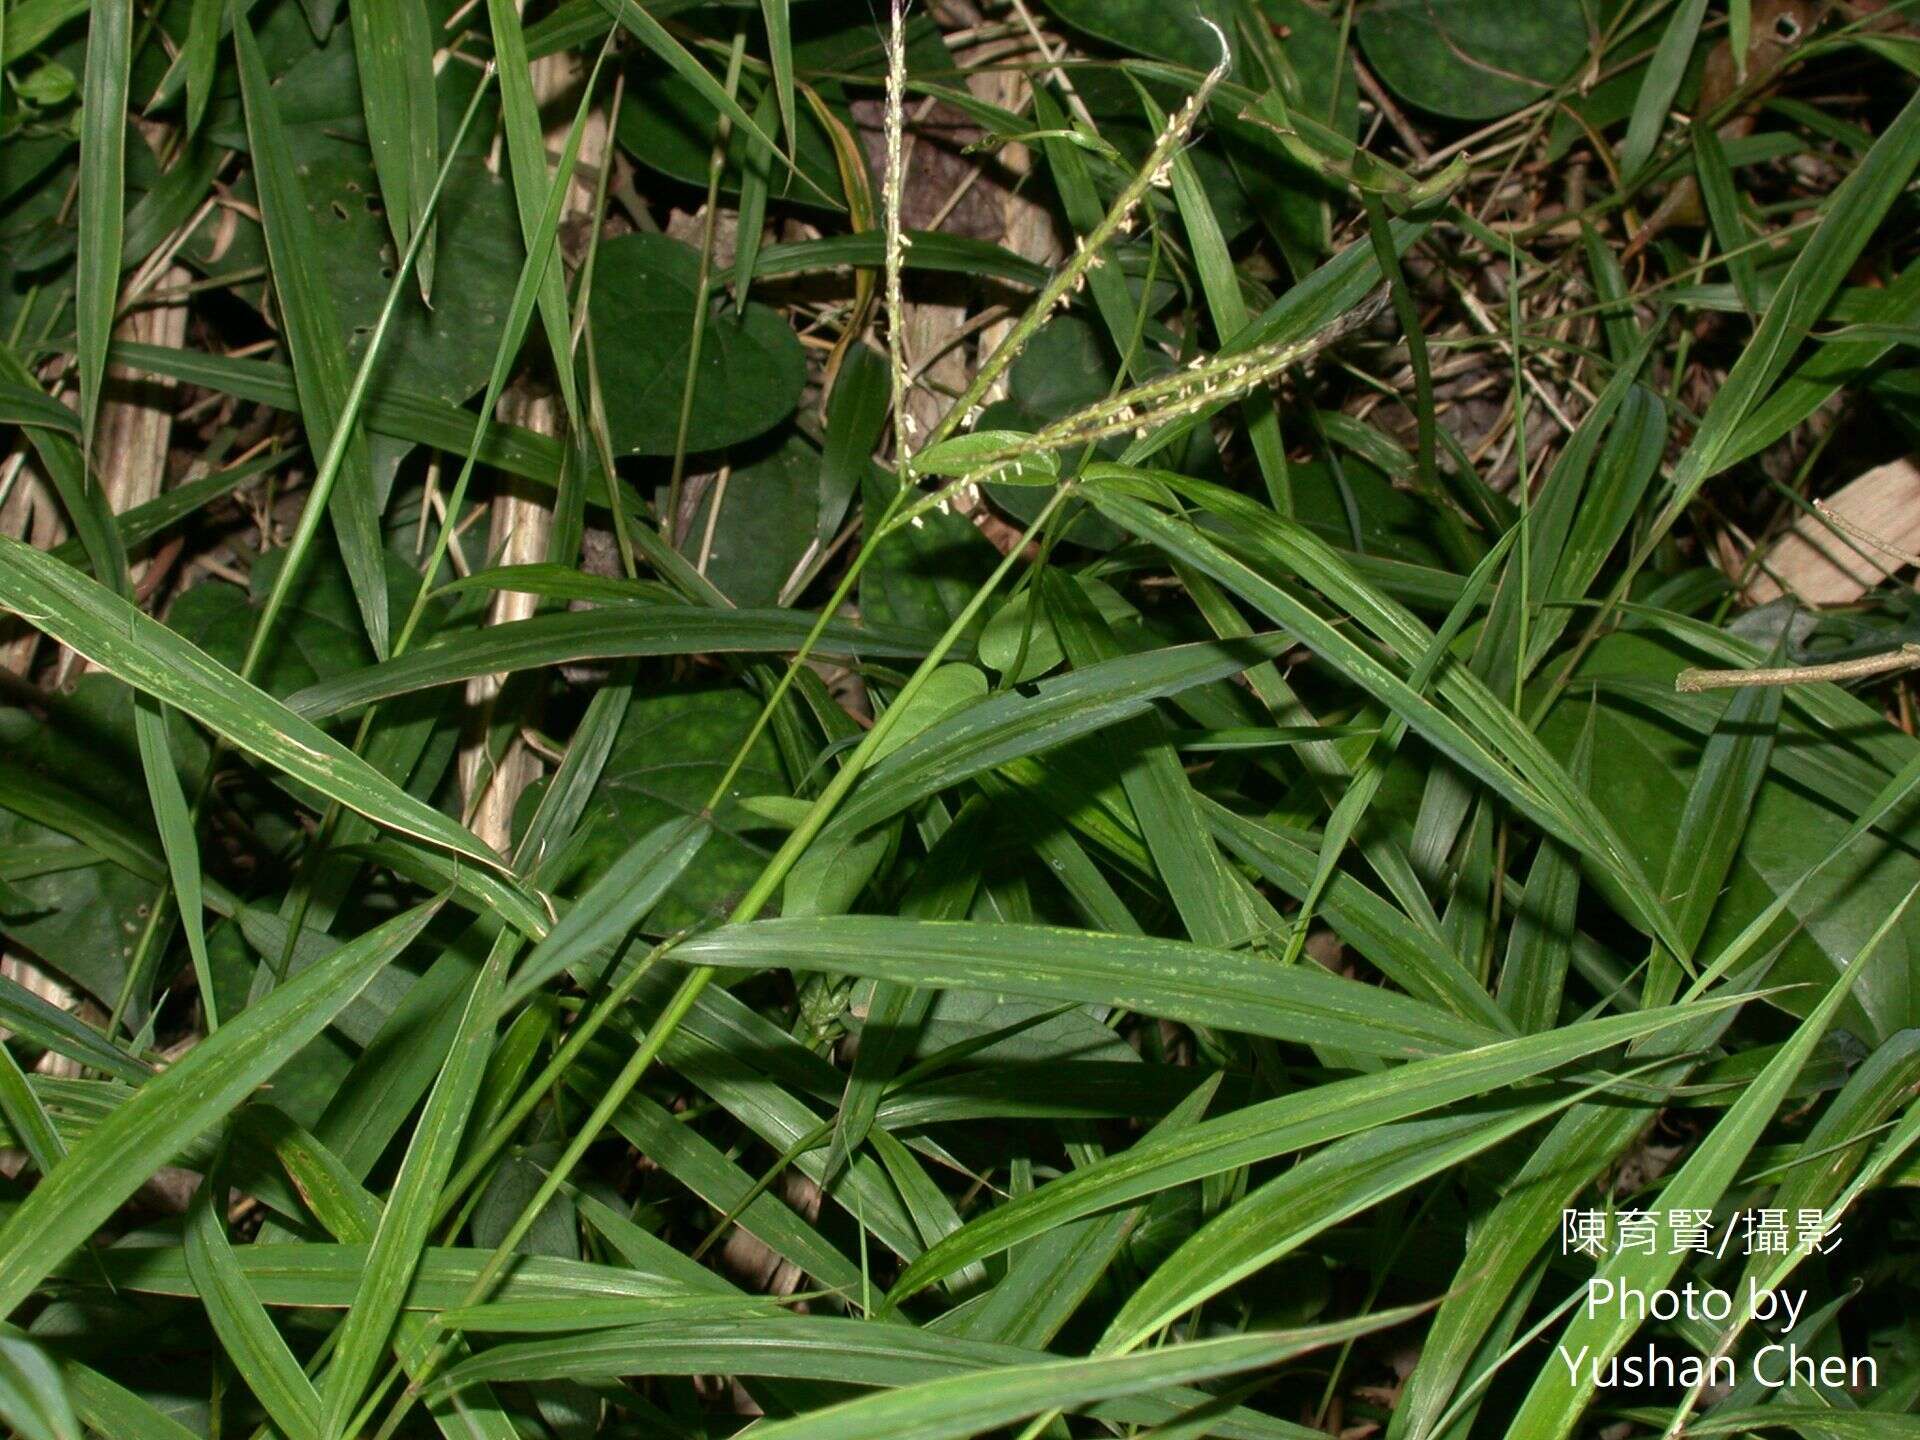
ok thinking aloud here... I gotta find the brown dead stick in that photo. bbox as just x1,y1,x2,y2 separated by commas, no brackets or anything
1676,642,1920,692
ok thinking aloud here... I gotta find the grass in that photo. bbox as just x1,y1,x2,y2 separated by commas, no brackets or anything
1,1,1919,1438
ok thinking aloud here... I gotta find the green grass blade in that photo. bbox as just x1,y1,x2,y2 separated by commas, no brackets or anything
0,1044,63,1178
1648,85,1920,537
699,1316,1422,1440
824,633,1292,839
285,607,940,720
183,0,220,135
349,0,440,303
76,0,131,460
183,1152,324,1440
0,535,509,874
318,931,512,1440
882,996,1747,1308
1101,1104,1571,1351
759,0,795,159
503,816,708,1007
1505,885,1920,1440
232,6,389,657
484,0,585,421
1621,0,1709,185
679,916,1508,1058
595,0,829,207
0,901,439,1317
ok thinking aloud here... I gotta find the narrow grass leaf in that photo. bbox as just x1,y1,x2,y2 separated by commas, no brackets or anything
318,930,512,1440
710,1316,1424,1440
233,7,388,656
0,901,438,1317
1621,0,1709,185
504,816,710,1008
1506,886,1919,1440
76,0,131,459
349,0,439,302
0,535,508,873
183,1153,324,1440
286,607,940,720
883,996,1746,1307
680,916,1502,1058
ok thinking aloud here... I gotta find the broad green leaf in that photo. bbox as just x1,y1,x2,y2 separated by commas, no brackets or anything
590,234,807,455
1355,0,1587,120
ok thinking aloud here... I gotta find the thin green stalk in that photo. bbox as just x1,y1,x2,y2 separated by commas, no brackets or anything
662,29,748,541
378,481,1073,1433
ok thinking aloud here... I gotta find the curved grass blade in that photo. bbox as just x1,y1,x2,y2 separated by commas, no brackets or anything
285,607,940,721
184,1150,323,1440
694,1316,1423,1440
76,0,131,461
318,931,512,1440
823,633,1292,840
0,535,509,874
678,916,1501,1059
430,1314,1331,1439
349,0,439,303
0,900,439,1318
881,995,1749,1309
0,1332,79,1440
233,6,388,656
503,816,709,1008
1620,0,1709,185
1504,884,1920,1440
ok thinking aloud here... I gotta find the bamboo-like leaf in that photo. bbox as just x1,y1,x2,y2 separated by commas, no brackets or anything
318,931,512,1439
183,1151,323,1440
594,0,829,206
232,6,389,656
484,0,584,422
0,1045,63,1179
1101,1104,1571,1351
679,916,1512,1059
1505,886,1919,1440
349,0,439,302
0,1333,79,1440
286,607,941,720
504,816,710,1008
76,0,131,460
0,901,438,1317
881,995,1746,1308
433,1313,1337,1439
0,535,509,874
1620,0,1709,185
182,0,220,135
683,1316,1422,1440
1648,86,1920,535
759,0,795,160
